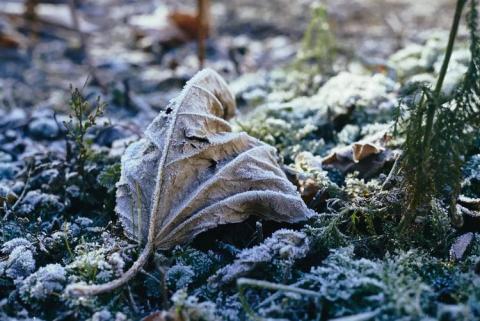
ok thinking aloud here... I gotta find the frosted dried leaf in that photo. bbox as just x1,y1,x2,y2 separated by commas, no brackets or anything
67,69,313,296
449,232,474,261
117,68,313,248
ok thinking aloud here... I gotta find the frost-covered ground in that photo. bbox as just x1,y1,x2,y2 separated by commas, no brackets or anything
2,1,480,321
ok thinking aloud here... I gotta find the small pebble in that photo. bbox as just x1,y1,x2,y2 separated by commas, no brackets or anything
28,118,60,140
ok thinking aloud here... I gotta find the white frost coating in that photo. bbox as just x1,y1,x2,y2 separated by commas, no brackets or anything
116,68,314,248
20,264,66,300
210,229,310,285
315,71,397,112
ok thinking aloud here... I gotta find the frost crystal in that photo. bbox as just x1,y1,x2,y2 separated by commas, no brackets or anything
108,252,125,277
20,264,66,300
315,71,397,112
171,289,218,321
211,229,310,285
91,309,112,321
18,190,64,217
1,238,36,281
68,248,114,282
166,264,195,290
2,238,35,254
5,247,36,280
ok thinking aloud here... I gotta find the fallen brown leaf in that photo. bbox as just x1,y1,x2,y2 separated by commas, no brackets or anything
322,139,393,178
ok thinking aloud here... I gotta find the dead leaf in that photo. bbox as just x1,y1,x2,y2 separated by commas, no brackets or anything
169,10,210,41
351,142,384,163
130,6,210,50
129,7,188,47
67,69,313,296
0,20,28,49
117,68,312,248
322,138,393,178
0,32,20,48
450,232,474,261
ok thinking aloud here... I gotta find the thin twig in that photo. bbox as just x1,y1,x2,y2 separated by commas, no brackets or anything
381,152,401,190
140,268,162,285
329,310,380,321
257,279,307,308
4,166,32,221
127,285,139,314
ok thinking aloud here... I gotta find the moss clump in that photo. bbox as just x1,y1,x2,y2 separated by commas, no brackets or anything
19,264,66,302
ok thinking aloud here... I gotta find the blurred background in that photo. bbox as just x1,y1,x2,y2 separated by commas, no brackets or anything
0,0,458,117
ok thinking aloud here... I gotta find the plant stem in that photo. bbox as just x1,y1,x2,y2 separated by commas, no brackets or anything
398,0,467,231
422,0,466,152
237,278,320,297
63,223,74,259
197,0,209,69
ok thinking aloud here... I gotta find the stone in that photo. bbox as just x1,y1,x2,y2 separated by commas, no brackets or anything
28,118,60,140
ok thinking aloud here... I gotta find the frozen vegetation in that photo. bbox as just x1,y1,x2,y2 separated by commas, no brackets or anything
1,0,480,320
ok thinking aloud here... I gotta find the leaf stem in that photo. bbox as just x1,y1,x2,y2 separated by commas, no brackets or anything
65,241,153,296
